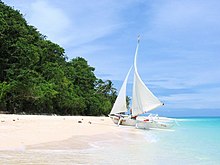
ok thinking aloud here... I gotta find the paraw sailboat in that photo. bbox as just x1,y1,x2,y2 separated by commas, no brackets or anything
109,37,175,129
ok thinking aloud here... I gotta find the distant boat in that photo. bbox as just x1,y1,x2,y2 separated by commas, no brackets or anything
109,37,175,129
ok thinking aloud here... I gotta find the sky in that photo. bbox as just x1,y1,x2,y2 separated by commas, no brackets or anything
3,0,220,117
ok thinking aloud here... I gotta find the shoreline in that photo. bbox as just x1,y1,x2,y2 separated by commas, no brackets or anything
0,114,120,151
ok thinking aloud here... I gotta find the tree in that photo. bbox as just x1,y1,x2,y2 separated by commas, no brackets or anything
0,1,118,116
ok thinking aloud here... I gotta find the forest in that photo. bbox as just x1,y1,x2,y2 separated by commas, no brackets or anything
0,1,119,116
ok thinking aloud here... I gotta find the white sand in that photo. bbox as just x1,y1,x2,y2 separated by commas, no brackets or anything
0,114,120,150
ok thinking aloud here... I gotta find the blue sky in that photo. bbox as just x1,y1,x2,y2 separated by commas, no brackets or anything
3,0,220,117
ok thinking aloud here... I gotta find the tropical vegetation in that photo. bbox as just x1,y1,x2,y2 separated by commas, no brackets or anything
0,1,119,116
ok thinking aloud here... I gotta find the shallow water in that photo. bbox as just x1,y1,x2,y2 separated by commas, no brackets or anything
1,117,220,165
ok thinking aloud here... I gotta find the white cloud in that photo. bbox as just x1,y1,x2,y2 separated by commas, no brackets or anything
145,0,220,44
28,1,71,45
161,86,220,109
4,0,133,48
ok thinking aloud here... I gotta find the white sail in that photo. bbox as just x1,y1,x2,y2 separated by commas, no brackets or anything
132,38,163,117
110,66,132,115
109,37,175,130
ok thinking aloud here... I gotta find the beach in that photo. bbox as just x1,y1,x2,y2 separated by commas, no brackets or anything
1,115,220,165
0,114,122,151
0,114,148,164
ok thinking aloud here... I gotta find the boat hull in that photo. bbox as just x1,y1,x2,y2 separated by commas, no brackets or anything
136,118,175,129
110,114,176,129
109,115,136,126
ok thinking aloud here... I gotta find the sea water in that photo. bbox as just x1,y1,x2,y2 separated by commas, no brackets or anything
0,117,220,165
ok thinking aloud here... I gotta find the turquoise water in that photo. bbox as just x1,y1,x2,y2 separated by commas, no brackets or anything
0,117,220,165
91,117,220,165
149,117,220,165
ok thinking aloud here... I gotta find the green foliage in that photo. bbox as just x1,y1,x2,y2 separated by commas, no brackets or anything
0,2,119,116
